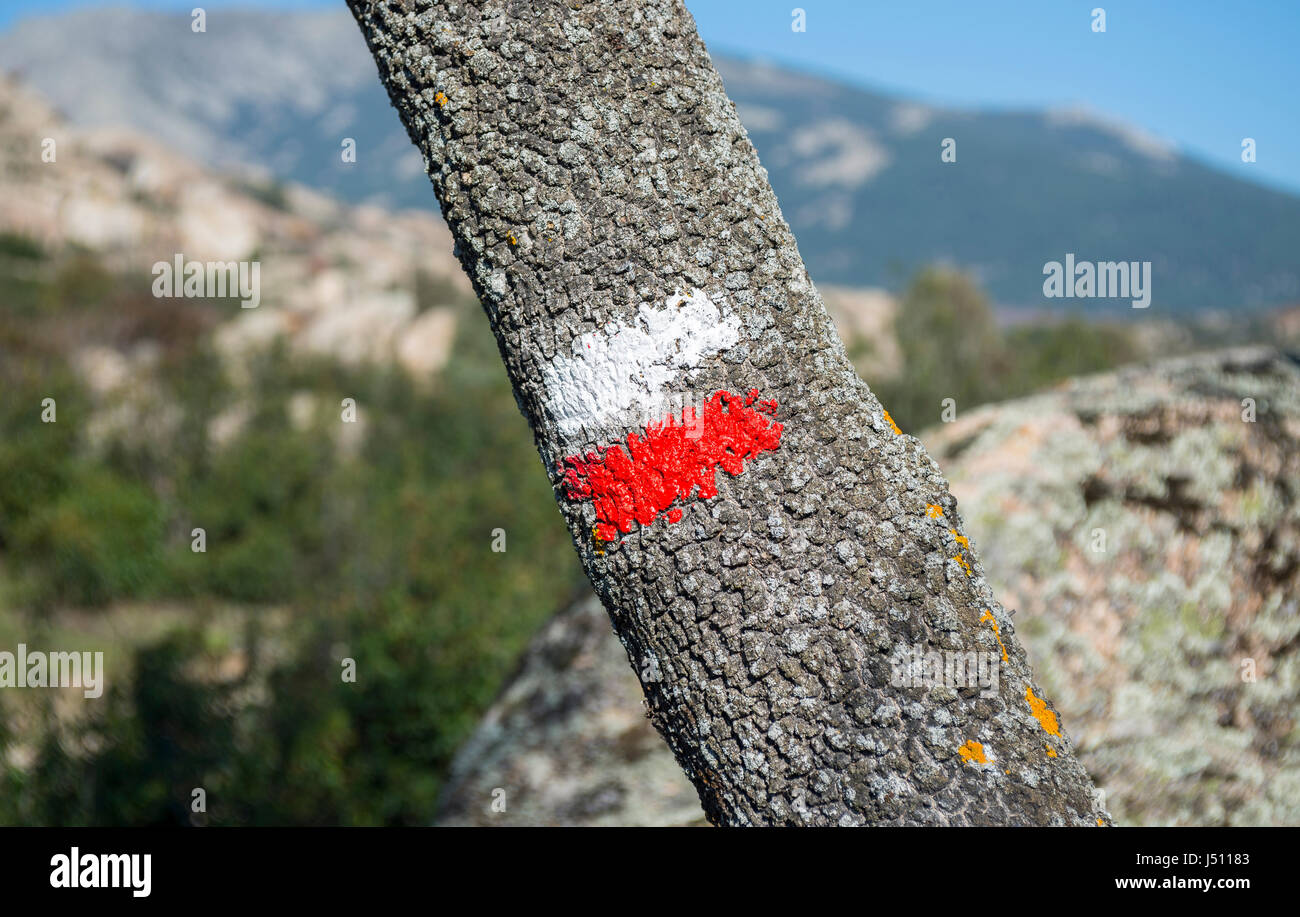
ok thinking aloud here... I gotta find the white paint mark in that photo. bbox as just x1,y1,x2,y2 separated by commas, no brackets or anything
543,287,741,440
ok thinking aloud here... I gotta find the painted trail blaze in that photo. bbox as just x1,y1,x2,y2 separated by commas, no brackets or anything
560,390,782,542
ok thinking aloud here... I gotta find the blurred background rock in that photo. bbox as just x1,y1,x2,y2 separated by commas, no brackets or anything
439,349,1300,826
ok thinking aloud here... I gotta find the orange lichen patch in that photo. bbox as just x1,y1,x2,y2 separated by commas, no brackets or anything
883,409,902,435
1046,746,1058,758
952,555,972,576
1097,818,1105,826
926,503,944,519
950,530,969,550
979,609,1009,662
958,740,988,765
434,91,449,108
507,232,518,245
1025,687,1062,737
592,524,613,556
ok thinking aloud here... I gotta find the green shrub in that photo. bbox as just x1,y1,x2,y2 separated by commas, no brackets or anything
873,267,1140,431
0,265,583,824
0,231,44,261
13,468,165,608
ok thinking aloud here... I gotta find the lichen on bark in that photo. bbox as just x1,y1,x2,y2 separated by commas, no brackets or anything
347,0,1109,825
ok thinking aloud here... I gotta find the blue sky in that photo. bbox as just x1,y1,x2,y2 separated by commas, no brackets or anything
3,0,1297,194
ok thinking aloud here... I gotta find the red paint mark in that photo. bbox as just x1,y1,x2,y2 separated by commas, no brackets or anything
560,389,782,541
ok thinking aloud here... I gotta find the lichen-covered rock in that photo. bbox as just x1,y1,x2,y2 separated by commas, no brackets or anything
931,346,1300,826
437,594,706,826
439,348,1300,826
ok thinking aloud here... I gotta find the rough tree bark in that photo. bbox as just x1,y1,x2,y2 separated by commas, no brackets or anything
348,0,1111,826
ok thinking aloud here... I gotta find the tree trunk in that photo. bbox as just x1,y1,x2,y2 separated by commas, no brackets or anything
347,0,1110,826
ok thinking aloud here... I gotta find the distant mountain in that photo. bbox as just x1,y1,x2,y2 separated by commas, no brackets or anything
4,6,1298,312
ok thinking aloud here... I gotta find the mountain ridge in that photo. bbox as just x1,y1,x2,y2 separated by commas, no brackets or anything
4,6,1297,312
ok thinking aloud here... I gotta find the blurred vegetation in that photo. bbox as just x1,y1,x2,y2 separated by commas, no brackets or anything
234,178,291,213
873,266,1142,431
0,246,583,825
0,243,1287,825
